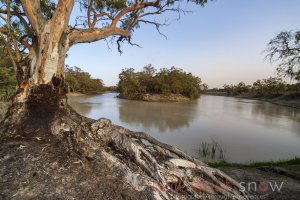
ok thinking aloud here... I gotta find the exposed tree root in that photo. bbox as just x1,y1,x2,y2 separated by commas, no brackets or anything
1,95,249,199
46,105,249,200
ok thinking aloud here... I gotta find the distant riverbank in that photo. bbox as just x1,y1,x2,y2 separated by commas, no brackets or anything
213,157,300,199
67,91,110,97
205,92,300,109
117,93,191,102
67,92,87,97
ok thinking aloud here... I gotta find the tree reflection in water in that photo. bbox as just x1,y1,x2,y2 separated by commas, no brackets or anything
67,93,300,162
67,96,97,117
118,100,198,133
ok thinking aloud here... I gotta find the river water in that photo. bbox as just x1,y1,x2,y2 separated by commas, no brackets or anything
68,92,300,163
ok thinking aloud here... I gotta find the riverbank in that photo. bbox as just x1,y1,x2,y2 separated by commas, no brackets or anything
66,91,107,97
0,127,147,199
213,158,300,199
66,92,87,97
205,92,300,109
1,133,299,200
117,93,191,102
219,166,300,199
67,91,119,97
210,157,300,172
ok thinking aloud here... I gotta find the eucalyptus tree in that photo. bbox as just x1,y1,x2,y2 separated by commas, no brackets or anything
0,1,247,199
266,30,300,81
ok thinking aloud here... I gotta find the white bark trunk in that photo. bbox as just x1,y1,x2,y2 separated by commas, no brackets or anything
30,22,69,85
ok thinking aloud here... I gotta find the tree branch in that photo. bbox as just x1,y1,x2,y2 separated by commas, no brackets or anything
13,9,34,37
0,35,17,72
111,0,160,27
19,0,46,34
49,0,74,45
3,0,22,61
69,27,130,45
0,25,31,52
87,0,94,28
0,8,25,17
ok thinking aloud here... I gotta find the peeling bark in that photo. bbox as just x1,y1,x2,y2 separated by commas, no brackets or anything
25,102,248,199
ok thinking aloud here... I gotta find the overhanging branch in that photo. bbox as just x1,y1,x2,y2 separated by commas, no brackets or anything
69,27,130,46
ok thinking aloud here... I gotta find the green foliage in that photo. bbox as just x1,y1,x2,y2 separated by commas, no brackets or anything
219,78,290,96
0,62,104,100
40,0,56,19
208,76,300,97
222,82,250,95
0,54,17,101
117,65,202,99
253,77,287,95
0,0,56,20
198,139,226,162
65,65,104,94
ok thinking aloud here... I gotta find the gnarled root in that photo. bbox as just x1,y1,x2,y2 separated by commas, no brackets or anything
50,109,249,200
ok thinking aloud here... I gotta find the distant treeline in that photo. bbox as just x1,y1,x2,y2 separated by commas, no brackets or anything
117,65,202,99
0,64,105,101
207,77,300,96
65,65,104,94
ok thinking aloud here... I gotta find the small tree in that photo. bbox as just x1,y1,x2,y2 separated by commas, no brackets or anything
252,79,263,95
236,82,249,94
265,30,300,81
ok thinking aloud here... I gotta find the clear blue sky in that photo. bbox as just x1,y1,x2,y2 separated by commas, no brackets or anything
66,0,300,88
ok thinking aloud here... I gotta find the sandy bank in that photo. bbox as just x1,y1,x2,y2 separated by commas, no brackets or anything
117,93,191,102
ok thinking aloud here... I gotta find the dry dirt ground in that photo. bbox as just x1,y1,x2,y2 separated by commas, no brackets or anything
0,131,148,200
219,167,300,200
1,135,299,200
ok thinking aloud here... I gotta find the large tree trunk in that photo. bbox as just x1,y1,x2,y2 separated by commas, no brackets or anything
1,15,70,134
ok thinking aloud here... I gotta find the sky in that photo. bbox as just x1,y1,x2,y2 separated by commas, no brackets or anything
66,0,300,88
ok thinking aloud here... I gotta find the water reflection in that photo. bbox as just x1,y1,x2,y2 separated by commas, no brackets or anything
251,100,300,137
67,96,100,117
118,100,197,132
251,101,300,123
68,93,300,163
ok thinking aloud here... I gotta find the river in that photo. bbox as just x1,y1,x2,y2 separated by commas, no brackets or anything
68,92,300,163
